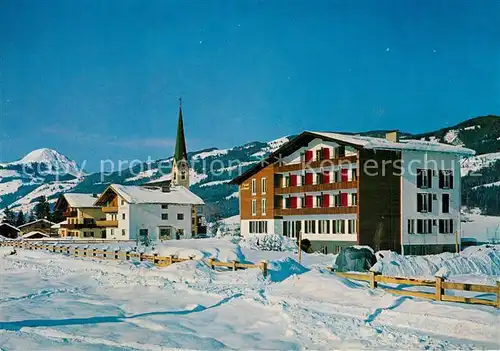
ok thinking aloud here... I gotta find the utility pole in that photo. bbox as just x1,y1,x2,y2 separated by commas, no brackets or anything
298,230,302,264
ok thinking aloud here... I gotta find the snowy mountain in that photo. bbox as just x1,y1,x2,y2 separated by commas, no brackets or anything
1,115,499,217
0,148,83,214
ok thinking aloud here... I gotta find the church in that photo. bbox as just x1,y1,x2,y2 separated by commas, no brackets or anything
55,100,206,241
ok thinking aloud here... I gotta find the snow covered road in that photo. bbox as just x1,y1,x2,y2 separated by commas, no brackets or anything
0,248,499,350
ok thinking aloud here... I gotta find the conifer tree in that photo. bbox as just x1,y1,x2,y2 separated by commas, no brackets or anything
15,210,26,227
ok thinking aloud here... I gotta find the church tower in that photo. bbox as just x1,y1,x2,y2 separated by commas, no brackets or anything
171,99,189,188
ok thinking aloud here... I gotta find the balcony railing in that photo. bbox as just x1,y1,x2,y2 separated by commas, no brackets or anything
102,206,118,213
275,155,357,173
274,206,357,216
275,181,358,194
95,220,118,227
64,210,77,217
61,222,100,229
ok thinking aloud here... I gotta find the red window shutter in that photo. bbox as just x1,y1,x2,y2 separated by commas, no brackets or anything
305,195,313,208
322,194,330,208
341,193,348,206
290,197,297,209
341,169,348,182
290,174,297,187
305,151,313,162
323,171,330,184
322,147,330,160
305,173,313,185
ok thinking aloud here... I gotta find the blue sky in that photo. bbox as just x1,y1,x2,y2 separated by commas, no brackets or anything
1,0,499,171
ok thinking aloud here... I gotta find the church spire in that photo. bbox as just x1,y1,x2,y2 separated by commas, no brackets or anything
174,98,187,162
171,98,189,188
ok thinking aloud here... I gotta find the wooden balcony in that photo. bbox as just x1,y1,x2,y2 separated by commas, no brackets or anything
101,206,118,213
95,220,118,227
64,210,77,217
275,181,358,194
274,206,357,216
275,155,357,173
61,223,99,229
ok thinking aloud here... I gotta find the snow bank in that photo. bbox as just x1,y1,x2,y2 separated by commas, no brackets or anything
376,245,500,281
154,237,245,262
239,234,297,252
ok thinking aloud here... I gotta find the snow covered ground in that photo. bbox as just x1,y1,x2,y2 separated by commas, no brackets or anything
1,239,499,349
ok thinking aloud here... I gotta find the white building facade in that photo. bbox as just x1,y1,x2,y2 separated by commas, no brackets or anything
95,184,204,242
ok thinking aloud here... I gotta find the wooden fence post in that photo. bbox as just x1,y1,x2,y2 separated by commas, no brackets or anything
369,271,378,289
103,249,107,259
92,248,96,257
83,248,87,257
139,253,144,262
125,251,130,261
115,250,120,260
260,260,268,278
153,253,158,265
232,260,237,271
208,258,214,270
435,276,443,301
497,281,500,309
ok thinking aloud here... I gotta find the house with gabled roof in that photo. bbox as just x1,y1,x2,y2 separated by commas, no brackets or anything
54,193,106,239
231,130,475,255
94,184,204,241
18,218,56,236
0,222,21,239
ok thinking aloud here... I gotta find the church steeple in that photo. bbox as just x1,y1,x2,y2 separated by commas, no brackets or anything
171,98,189,188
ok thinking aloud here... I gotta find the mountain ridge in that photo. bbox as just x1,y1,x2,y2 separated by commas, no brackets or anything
1,115,499,217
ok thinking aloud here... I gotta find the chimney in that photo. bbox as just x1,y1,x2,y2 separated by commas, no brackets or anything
385,130,399,142
161,185,171,193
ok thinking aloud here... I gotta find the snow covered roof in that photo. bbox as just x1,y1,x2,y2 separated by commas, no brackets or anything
51,220,67,229
0,222,20,232
96,184,204,206
21,231,50,239
18,218,55,229
231,130,476,184
63,193,100,208
310,132,475,155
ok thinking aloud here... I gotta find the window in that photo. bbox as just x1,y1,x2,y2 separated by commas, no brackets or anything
416,219,433,234
251,179,257,195
121,199,125,206
316,195,323,208
351,193,357,206
139,229,148,236
320,245,328,254
417,193,433,213
83,231,93,238
332,220,345,234
162,213,168,220
316,149,323,161
261,177,267,194
318,220,330,234
251,199,257,216
160,228,171,239
442,194,450,213
351,169,358,181
122,229,126,236
261,199,267,215
333,170,340,183
249,220,268,234
416,169,432,189
347,219,356,234
161,204,168,209
315,173,323,185
439,219,453,234
177,213,184,220
305,220,316,234
122,213,125,220
439,170,453,189
333,193,341,207
408,219,415,234
110,228,114,235
284,176,290,188
283,220,288,236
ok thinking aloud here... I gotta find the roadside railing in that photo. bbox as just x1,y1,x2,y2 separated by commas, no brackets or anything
0,241,268,277
330,269,500,308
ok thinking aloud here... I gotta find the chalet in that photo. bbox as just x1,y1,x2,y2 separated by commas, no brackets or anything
0,222,21,239
93,184,204,241
18,219,56,236
54,193,106,239
231,131,475,255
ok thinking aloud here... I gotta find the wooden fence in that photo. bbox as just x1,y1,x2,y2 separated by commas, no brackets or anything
332,270,500,308
0,241,268,276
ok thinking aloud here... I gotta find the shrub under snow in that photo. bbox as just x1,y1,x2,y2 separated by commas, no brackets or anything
241,234,297,252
